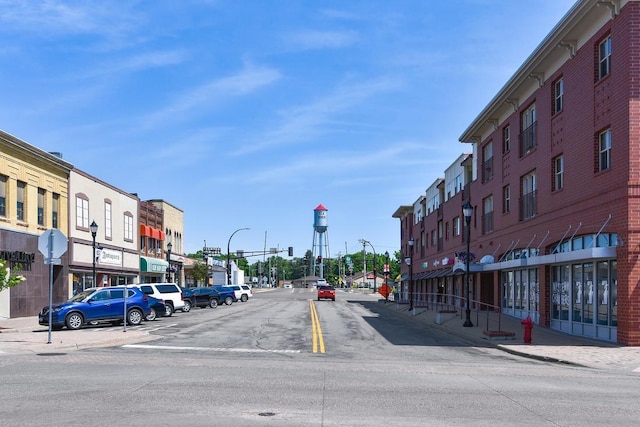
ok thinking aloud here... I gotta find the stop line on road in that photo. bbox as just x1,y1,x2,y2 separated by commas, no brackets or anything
122,344,300,354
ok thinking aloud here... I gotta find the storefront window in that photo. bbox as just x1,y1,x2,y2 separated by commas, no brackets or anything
559,265,570,320
583,262,594,324
611,261,617,326
529,269,538,313
596,261,609,326
572,264,583,322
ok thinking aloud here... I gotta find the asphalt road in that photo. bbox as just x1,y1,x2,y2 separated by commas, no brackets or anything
2,288,640,426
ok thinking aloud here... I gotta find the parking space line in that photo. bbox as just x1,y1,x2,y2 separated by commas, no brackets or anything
122,344,300,353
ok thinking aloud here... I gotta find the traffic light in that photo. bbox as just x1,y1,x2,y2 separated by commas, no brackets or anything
288,246,293,257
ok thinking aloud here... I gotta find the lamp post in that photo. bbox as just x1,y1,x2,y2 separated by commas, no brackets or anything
227,227,250,286
90,221,98,288
462,201,474,327
408,237,414,312
384,251,390,303
359,239,377,293
166,242,172,282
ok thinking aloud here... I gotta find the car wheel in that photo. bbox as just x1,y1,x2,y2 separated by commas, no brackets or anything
127,308,143,326
145,307,157,321
65,312,83,330
241,294,248,302
209,298,218,308
224,296,233,305
317,297,320,301
332,298,335,301
182,300,192,312
164,303,174,317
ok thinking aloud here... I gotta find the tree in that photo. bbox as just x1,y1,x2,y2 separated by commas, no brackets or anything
0,260,26,292
190,260,210,285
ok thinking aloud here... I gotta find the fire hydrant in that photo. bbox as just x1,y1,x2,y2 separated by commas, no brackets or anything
521,316,534,344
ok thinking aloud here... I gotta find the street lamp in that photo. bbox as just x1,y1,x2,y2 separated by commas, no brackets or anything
227,228,250,285
462,201,474,327
90,221,98,288
166,241,172,282
384,251,390,303
408,237,414,312
360,239,377,293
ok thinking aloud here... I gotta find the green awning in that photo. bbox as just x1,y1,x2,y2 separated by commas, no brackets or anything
140,256,169,273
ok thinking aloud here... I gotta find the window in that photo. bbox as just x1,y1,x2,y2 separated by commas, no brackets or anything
599,36,611,80
52,193,59,228
445,222,450,240
105,201,112,240
453,217,461,237
124,212,134,242
598,129,611,171
37,188,45,226
482,141,493,183
503,126,510,153
431,229,436,246
520,104,536,156
520,171,537,220
554,78,563,114
76,195,89,228
503,185,510,213
17,181,26,221
0,175,6,217
482,195,494,234
553,156,564,190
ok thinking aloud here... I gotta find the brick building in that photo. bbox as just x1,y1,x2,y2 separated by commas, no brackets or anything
395,0,640,345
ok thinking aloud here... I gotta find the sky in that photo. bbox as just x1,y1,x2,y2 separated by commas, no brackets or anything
0,0,577,260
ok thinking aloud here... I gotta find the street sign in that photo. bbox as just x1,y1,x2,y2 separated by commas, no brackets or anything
38,229,68,259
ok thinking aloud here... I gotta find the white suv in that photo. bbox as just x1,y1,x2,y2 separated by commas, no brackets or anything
226,284,252,302
138,283,184,316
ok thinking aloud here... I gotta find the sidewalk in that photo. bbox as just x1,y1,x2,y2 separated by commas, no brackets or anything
372,296,640,374
0,316,158,355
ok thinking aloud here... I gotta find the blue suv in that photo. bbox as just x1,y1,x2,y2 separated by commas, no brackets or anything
38,286,151,330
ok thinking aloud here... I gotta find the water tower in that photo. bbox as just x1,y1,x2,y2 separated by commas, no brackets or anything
312,204,330,279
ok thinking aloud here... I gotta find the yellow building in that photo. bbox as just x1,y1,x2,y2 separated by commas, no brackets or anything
0,130,72,318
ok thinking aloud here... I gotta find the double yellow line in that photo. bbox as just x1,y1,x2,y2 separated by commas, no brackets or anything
309,300,326,353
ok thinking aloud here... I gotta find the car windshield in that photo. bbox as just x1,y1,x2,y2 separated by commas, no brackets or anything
69,289,94,302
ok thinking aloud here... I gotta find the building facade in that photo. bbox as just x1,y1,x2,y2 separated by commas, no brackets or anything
396,0,640,345
0,130,72,318
68,169,140,294
138,200,168,283
147,199,185,286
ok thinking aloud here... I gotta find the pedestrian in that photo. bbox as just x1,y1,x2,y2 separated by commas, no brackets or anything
392,285,398,302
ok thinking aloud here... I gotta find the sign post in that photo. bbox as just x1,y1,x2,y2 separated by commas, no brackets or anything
38,229,68,344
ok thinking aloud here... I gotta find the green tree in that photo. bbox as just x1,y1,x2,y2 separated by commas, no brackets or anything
190,260,210,285
0,260,26,292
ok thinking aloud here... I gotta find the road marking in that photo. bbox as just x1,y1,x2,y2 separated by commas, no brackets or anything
309,300,325,353
122,344,300,353
633,367,640,373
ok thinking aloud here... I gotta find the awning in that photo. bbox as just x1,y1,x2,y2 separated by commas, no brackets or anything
140,256,169,273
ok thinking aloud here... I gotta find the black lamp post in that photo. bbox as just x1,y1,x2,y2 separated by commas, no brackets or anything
462,201,474,327
90,221,98,288
227,228,250,285
166,242,172,282
408,237,414,312
384,251,390,303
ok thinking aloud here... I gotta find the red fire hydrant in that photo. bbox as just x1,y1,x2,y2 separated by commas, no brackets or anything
520,316,534,344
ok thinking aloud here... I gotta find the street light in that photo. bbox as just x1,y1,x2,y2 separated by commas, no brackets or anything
384,251,390,303
166,241,172,282
359,239,377,293
90,221,98,288
462,201,474,327
227,228,250,285
408,237,414,312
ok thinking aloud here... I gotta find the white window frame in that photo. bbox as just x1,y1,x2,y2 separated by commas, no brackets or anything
554,78,563,113
599,129,612,171
554,156,564,190
105,201,112,239
76,196,89,228
599,36,611,80
124,213,133,242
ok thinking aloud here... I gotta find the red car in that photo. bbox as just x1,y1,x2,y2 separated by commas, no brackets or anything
317,285,335,301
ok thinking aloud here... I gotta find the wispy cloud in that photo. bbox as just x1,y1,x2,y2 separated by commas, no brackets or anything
141,63,282,127
230,76,404,156
76,50,189,79
284,29,358,50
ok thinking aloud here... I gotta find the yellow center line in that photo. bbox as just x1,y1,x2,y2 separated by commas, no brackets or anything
309,300,326,353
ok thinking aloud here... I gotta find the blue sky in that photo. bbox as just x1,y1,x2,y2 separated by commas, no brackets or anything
0,0,576,258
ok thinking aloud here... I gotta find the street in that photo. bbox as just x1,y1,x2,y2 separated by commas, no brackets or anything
1,288,640,426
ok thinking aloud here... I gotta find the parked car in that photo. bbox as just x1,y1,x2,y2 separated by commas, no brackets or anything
138,283,184,316
145,296,166,321
187,287,222,308
283,283,293,289
38,286,151,330
226,284,252,302
180,287,195,312
317,285,335,301
211,286,238,305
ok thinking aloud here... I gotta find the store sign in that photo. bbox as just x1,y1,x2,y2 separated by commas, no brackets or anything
0,250,36,271
99,248,123,266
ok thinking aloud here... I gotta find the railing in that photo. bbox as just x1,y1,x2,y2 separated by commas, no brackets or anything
394,291,508,331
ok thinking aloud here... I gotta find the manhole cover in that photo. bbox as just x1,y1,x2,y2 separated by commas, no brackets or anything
258,412,276,417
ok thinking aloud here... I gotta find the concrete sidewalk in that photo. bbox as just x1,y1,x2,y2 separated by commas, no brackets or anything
372,296,640,374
